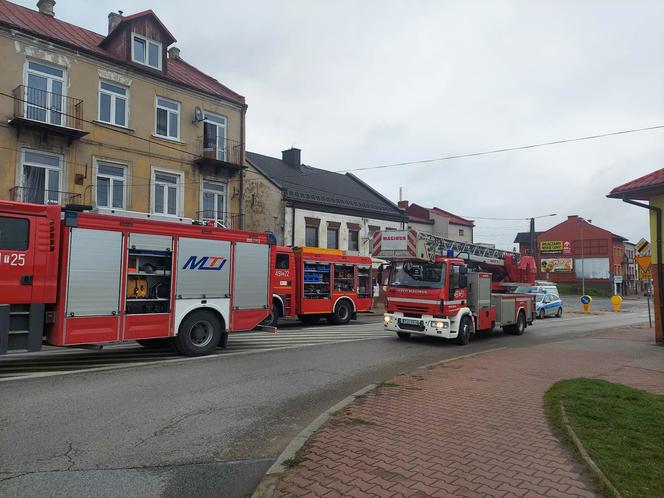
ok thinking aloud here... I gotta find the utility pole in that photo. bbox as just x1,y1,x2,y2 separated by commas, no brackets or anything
529,216,536,262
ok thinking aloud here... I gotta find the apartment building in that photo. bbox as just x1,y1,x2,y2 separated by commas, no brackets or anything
0,0,246,227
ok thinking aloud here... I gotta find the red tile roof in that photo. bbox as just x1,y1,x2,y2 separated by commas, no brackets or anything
608,167,664,199
0,0,245,105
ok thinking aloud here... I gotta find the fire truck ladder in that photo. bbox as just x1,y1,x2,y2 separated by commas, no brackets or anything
419,232,518,266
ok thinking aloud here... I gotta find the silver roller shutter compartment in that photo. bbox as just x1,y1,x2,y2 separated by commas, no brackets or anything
66,228,123,317
176,238,231,299
233,242,270,310
129,233,172,252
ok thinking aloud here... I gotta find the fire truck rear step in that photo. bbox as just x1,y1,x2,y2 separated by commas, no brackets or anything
0,304,44,354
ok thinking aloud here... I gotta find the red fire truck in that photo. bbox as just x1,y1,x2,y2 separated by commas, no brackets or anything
0,201,273,356
372,230,537,344
262,247,373,326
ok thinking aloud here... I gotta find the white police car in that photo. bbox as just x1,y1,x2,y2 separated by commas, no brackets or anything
535,293,563,319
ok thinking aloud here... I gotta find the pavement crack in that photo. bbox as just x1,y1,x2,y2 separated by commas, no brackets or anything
134,405,218,448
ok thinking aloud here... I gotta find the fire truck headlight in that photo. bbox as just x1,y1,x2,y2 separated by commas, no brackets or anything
432,321,449,329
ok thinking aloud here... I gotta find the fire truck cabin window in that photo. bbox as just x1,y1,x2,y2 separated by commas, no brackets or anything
0,217,29,251
276,253,289,269
388,261,446,289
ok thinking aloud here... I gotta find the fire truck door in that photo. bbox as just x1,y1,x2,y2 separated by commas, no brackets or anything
0,214,35,304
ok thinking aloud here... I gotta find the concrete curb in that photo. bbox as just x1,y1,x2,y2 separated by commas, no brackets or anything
251,346,506,498
559,401,623,498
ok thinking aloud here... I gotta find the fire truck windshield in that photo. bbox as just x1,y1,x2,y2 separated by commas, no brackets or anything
388,261,446,289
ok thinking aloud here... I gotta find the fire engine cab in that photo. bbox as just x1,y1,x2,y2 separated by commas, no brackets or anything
0,201,272,356
373,230,536,344
263,247,373,326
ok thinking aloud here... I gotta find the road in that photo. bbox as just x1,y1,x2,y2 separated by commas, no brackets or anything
0,309,649,498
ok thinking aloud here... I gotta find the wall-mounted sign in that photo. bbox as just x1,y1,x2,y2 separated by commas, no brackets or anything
562,240,572,256
540,240,563,253
541,257,573,273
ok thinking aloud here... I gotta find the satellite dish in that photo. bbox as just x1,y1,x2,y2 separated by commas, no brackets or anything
193,106,204,123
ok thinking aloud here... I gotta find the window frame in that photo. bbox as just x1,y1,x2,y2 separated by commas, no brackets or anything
151,168,183,217
20,148,63,205
203,112,227,161
305,225,319,247
131,33,162,70
200,179,228,224
24,60,67,125
155,96,180,141
327,227,339,249
348,228,359,252
94,159,127,209
0,216,30,251
98,80,129,128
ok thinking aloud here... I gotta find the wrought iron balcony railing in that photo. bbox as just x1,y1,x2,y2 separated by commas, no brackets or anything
10,186,81,206
13,85,84,131
196,136,243,168
196,210,243,229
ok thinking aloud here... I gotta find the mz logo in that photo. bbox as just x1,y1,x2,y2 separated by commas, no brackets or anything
182,256,227,271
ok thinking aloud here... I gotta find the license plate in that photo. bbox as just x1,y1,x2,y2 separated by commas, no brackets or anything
399,318,421,326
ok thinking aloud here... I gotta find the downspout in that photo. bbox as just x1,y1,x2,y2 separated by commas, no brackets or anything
291,203,296,247
622,197,664,335
239,105,247,230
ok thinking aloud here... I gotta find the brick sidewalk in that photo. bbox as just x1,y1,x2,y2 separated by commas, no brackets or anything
273,325,663,497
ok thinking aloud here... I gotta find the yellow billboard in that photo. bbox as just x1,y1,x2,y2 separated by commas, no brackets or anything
541,257,574,273
540,240,563,253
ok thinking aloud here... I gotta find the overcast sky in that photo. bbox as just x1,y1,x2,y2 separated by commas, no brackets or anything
19,0,664,249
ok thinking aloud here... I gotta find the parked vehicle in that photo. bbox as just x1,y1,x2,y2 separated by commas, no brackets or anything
0,201,273,356
372,230,537,344
514,284,559,296
263,247,373,326
535,293,563,319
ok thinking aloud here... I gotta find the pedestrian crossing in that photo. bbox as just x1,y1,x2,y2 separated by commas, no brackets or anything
0,321,393,381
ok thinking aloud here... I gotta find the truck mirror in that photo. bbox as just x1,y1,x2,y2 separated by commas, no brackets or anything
459,274,468,289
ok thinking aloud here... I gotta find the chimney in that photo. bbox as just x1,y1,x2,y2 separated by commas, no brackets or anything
168,46,181,60
282,148,301,168
108,11,122,34
37,0,55,17
397,200,409,209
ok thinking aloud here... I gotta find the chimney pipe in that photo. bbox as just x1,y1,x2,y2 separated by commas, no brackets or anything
37,0,55,17
108,11,122,34
282,148,301,168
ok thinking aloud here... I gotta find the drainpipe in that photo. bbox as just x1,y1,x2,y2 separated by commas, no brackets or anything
622,197,663,338
239,105,247,230
291,204,296,247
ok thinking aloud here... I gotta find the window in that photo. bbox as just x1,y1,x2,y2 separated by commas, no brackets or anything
0,217,29,251
155,97,180,140
96,161,126,209
21,149,62,204
348,229,359,251
458,228,464,237
305,226,319,247
99,81,128,127
327,227,339,249
25,60,65,125
200,180,227,224
132,33,162,70
152,170,181,216
276,253,290,269
203,113,227,160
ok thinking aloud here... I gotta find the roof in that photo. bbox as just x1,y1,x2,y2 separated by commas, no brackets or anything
608,167,664,200
513,231,542,244
99,9,176,48
405,203,474,227
0,0,244,105
246,151,406,220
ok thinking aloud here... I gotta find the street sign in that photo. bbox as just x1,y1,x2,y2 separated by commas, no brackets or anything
636,255,652,273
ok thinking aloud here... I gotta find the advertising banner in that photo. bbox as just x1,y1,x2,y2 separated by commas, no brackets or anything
540,257,573,273
540,240,563,253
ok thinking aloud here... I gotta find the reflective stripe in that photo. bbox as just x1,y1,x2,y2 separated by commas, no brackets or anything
446,300,464,305
388,297,440,305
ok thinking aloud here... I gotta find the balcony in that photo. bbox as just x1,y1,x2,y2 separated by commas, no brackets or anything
193,136,245,174
196,210,243,230
10,186,81,206
9,85,88,142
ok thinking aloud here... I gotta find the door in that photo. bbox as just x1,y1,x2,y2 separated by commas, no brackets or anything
21,150,62,205
25,60,65,126
203,113,227,160
0,215,34,304
200,180,227,225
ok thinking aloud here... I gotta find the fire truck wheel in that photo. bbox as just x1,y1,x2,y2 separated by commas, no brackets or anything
261,307,279,327
455,315,472,345
330,300,353,325
396,332,411,340
136,338,173,349
175,310,222,356
511,311,526,335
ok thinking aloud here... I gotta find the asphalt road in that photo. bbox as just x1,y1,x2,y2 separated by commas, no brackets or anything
0,309,649,498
